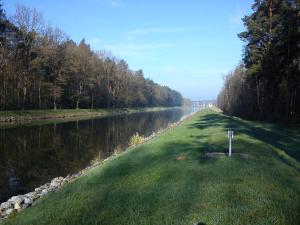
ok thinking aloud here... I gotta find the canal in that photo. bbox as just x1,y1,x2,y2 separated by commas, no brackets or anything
0,107,197,202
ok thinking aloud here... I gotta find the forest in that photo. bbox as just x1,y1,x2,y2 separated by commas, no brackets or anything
217,0,299,122
0,3,183,110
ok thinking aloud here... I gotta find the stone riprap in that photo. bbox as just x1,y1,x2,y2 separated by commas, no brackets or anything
0,176,67,220
0,110,197,222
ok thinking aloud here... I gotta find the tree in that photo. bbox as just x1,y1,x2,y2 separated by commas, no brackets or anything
0,3,183,111
11,5,45,109
0,0,5,21
219,0,300,122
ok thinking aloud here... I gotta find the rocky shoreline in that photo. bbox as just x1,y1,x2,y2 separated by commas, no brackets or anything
0,163,103,222
0,109,198,222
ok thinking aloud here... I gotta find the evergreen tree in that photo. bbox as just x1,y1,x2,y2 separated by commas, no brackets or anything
0,0,5,21
219,0,300,122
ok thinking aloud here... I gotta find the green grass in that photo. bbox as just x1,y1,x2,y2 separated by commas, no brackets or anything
5,109,300,225
0,107,174,116
0,107,174,125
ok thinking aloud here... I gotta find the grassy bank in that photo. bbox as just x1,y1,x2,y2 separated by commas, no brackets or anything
6,109,300,225
0,107,175,124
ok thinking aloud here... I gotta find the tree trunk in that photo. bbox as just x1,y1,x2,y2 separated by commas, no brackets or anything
256,79,262,118
38,80,42,109
76,99,79,110
76,83,82,110
91,93,94,109
266,0,273,43
2,79,6,110
53,82,57,110
53,95,57,110
126,81,128,107
17,77,21,109
17,91,20,109
23,85,27,110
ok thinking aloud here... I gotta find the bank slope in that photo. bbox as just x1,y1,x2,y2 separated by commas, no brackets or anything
6,109,300,225
0,107,173,124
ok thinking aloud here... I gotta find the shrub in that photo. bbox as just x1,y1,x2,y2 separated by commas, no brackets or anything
129,132,145,146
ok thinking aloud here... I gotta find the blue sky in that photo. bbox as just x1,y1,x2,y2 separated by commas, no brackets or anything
3,0,253,100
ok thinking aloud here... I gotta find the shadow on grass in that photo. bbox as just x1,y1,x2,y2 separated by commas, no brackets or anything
7,111,300,225
57,143,213,225
188,112,300,162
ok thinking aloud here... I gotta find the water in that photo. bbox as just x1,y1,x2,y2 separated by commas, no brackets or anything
0,107,197,202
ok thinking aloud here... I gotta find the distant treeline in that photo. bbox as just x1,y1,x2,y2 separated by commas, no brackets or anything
0,3,183,110
217,0,299,122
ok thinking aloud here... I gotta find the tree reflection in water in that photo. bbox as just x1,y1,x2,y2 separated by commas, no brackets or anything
0,108,195,202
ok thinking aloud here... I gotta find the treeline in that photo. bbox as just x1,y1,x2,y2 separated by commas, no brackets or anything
217,0,299,122
0,3,183,110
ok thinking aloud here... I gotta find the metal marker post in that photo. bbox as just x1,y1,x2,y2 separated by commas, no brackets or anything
228,130,234,156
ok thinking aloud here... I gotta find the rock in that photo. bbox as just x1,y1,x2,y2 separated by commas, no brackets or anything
40,189,48,196
50,177,61,188
5,208,14,215
39,183,48,190
62,179,68,184
14,203,21,210
8,196,23,205
0,156,112,221
49,186,56,191
69,175,76,180
22,203,29,209
25,192,39,200
23,196,33,205
0,202,12,210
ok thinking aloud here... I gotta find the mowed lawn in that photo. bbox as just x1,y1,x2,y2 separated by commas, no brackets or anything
6,109,300,225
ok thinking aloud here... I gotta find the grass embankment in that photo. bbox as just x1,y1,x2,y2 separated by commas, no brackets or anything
0,107,173,124
6,109,300,225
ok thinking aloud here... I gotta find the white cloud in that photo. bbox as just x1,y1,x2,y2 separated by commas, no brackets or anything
104,42,175,57
85,37,176,57
107,0,126,8
86,25,191,56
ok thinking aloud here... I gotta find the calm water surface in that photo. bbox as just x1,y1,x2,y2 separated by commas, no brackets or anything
0,107,198,202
